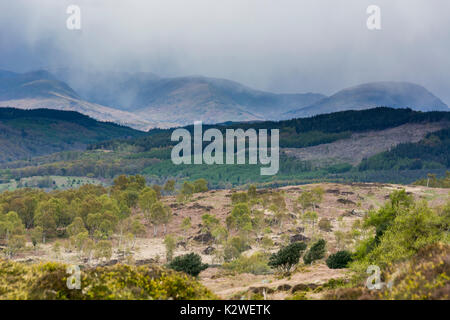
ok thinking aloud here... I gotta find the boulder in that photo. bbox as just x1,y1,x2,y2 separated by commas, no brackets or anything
290,234,310,243
193,232,214,244
203,246,216,255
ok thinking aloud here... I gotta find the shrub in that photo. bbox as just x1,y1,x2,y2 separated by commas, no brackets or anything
193,179,208,193
223,236,249,261
318,218,333,232
223,252,271,275
0,260,216,300
231,192,249,204
268,242,307,273
168,253,208,277
326,251,353,269
304,239,326,265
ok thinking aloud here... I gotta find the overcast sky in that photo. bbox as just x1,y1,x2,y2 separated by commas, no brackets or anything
1,0,449,103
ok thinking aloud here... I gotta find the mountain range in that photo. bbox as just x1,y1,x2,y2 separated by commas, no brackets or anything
0,69,448,130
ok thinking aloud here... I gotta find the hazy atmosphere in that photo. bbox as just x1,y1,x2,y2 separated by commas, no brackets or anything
1,0,449,103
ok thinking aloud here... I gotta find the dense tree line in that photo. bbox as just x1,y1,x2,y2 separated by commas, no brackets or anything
359,128,450,171
91,107,450,151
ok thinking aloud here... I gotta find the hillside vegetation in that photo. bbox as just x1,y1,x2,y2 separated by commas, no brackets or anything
0,108,144,163
0,260,215,300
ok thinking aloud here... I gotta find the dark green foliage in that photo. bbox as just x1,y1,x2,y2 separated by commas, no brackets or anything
0,108,143,163
1,108,449,188
414,171,450,188
93,107,450,151
268,242,307,273
359,128,450,171
326,251,353,269
303,239,326,265
168,253,208,277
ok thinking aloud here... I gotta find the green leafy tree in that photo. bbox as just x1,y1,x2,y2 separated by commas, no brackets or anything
326,250,353,269
94,240,113,262
163,179,176,194
178,182,195,202
231,192,249,204
30,226,43,251
152,184,162,199
168,253,208,277
303,239,326,265
201,213,219,233
164,235,176,262
181,217,192,238
297,191,314,213
67,217,87,237
303,211,318,238
0,211,25,241
150,201,171,236
138,188,158,224
5,235,26,258
193,179,208,193
268,242,307,273
226,203,252,235
247,185,257,199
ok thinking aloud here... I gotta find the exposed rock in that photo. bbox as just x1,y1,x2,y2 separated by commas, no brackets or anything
337,198,356,205
277,284,292,291
189,202,214,211
248,287,275,295
326,189,341,195
203,246,216,255
296,226,305,233
99,259,119,267
343,209,366,217
177,241,187,249
291,283,319,293
135,258,156,266
290,234,310,243
193,232,214,244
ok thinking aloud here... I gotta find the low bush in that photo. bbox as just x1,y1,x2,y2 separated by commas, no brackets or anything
168,253,208,277
304,239,326,265
268,242,307,273
326,251,353,269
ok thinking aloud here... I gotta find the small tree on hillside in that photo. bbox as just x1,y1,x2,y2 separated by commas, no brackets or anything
326,250,353,269
163,179,176,194
164,235,176,262
168,253,208,277
268,242,307,273
303,239,326,265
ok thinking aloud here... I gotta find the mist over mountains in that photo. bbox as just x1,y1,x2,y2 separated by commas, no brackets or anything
0,69,447,130
285,82,449,118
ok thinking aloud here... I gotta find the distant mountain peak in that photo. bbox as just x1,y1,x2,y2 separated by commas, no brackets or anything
285,81,448,118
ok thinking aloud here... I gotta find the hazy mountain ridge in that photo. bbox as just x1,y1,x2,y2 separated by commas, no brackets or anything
1,69,448,129
285,81,449,118
0,70,157,131
53,69,326,126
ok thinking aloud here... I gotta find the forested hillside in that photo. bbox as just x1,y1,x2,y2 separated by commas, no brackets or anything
0,108,144,162
92,107,450,151
359,128,450,171
0,107,448,189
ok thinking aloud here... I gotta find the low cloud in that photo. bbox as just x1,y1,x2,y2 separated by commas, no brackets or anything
1,0,449,103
